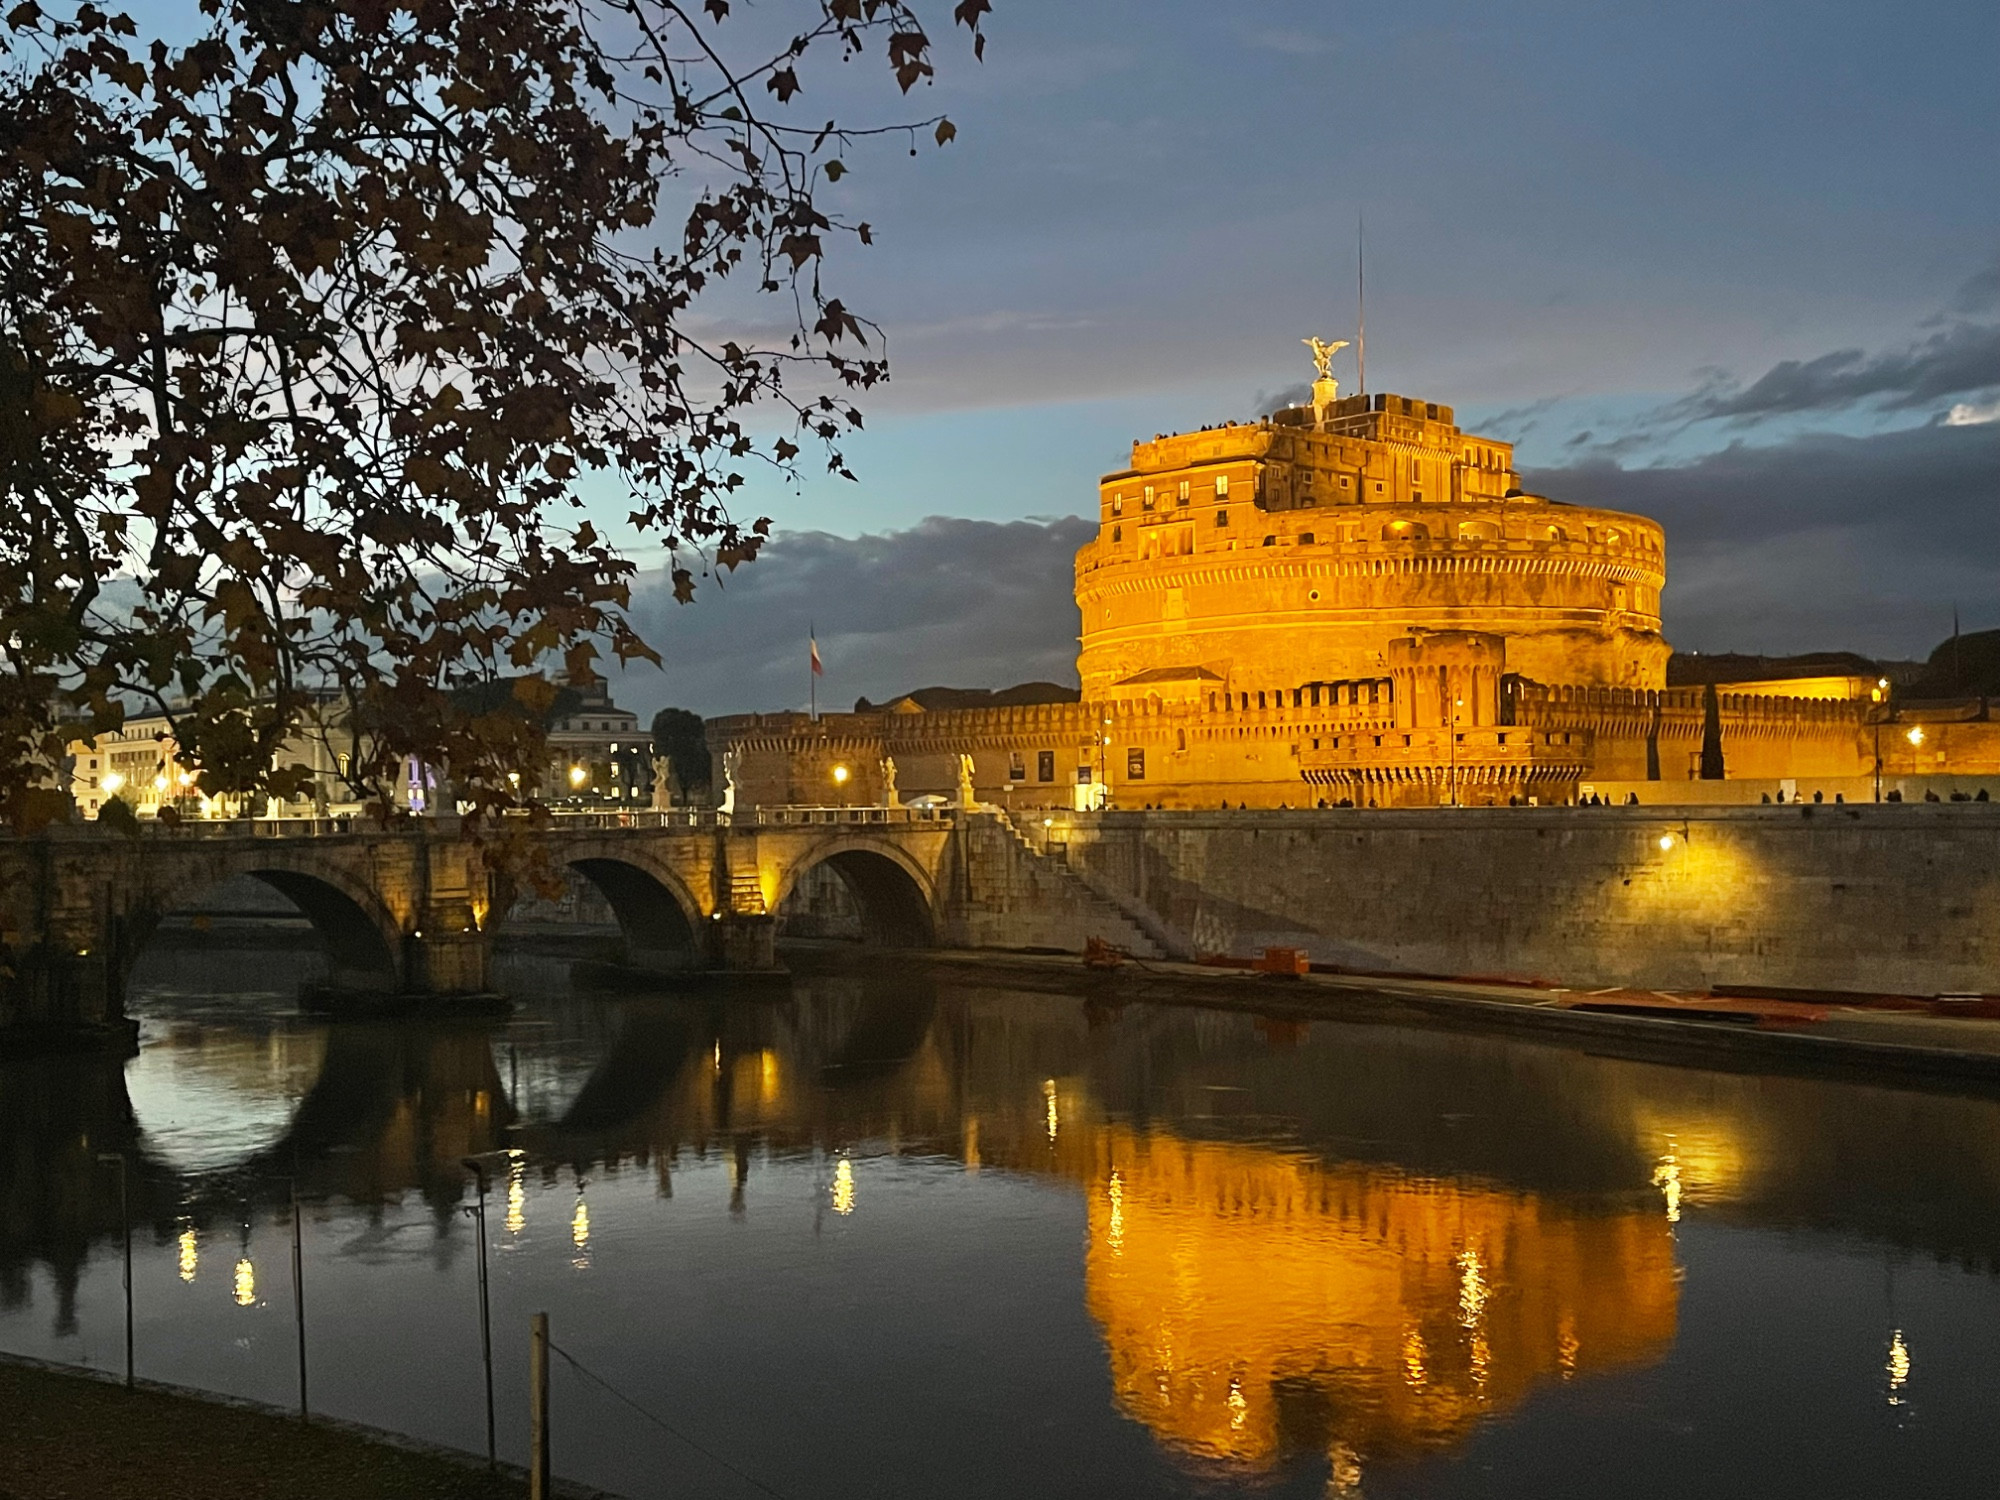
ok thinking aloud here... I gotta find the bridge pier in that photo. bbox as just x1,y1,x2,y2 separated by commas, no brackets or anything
710,913,778,972
0,942,138,1054
407,899,494,996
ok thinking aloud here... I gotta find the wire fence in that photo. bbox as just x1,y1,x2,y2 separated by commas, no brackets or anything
546,1337,795,1500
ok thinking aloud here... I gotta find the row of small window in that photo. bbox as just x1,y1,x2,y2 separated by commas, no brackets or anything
1111,511,1235,543
1007,749,1148,780
1111,476,1231,515
1211,681,1394,712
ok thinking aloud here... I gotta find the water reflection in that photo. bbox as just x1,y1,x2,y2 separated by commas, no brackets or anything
1076,1127,1675,1472
6,954,2000,1494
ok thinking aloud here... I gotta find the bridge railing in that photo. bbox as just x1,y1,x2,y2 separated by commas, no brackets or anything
18,804,958,840
736,805,957,827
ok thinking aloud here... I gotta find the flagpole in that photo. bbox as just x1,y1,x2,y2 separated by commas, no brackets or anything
1357,213,1367,399
810,624,817,721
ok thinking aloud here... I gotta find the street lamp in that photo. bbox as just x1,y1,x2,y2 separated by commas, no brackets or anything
1448,694,1464,807
1872,680,1890,802
567,763,587,789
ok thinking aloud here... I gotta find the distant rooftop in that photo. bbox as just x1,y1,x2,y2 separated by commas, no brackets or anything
853,681,1081,714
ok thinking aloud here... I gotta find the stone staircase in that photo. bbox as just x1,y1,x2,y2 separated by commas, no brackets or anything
961,811,1165,959
728,868,767,916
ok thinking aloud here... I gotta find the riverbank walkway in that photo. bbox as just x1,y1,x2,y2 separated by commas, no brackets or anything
911,948,2000,1087
0,1357,548,1500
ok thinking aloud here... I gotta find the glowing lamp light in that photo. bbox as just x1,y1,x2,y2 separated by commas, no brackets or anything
152,775,169,792
832,764,850,785
176,770,194,787
567,764,588,787
1657,834,1675,851
1906,727,1926,746
101,772,125,794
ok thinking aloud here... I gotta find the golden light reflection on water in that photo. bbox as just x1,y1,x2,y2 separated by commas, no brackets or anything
233,1256,255,1307
1044,1078,1059,1142
831,1157,856,1215
1887,1329,1911,1407
759,1049,781,1105
1653,1137,1683,1224
1079,1125,1679,1473
506,1157,527,1236
177,1228,198,1283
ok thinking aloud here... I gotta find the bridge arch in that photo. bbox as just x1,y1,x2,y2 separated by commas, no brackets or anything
126,861,405,1004
499,843,706,972
774,838,937,948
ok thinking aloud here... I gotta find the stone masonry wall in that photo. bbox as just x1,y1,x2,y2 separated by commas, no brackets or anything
945,816,1162,958
1037,805,2000,995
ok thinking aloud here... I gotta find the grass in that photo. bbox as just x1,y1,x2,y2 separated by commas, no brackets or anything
0,1359,525,1500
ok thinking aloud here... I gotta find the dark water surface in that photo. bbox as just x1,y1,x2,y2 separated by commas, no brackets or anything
6,947,2000,1499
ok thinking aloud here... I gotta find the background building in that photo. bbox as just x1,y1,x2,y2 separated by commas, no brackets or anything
711,362,2000,810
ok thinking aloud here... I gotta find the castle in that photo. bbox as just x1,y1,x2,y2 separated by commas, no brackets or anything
710,355,2000,810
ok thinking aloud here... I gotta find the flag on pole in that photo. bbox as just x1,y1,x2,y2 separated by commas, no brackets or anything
810,637,823,676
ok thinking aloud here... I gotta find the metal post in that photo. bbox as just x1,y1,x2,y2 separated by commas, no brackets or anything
96,1153,132,1390
1448,697,1462,807
530,1311,551,1500
290,1183,308,1422
463,1159,496,1472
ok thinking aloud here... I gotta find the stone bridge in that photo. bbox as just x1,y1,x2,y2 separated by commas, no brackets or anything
0,805,1150,1049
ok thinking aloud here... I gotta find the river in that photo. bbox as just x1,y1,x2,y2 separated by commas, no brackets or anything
4,942,1999,1498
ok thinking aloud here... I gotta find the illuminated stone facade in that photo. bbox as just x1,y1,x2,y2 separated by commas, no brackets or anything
711,372,1998,809
1077,393,1667,701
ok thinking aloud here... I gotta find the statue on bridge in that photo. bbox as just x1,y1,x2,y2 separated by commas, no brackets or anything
718,748,741,815
881,755,900,808
956,753,977,809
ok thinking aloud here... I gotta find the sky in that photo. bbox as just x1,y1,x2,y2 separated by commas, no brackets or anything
598,0,2000,719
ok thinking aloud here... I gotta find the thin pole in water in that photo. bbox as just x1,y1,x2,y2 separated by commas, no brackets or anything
530,1311,551,1500
290,1181,308,1422
463,1158,497,1472
96,1153,132,1390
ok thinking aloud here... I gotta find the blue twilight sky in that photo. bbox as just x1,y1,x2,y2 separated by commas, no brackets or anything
567,0,2000,718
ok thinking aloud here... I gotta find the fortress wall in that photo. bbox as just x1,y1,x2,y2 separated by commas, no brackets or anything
1036,806,2000,995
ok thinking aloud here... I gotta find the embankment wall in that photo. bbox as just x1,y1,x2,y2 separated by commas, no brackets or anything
1037,805,2000,995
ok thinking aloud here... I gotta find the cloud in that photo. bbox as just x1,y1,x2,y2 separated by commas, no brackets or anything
1527,419,2000,656
1671,319,2000,423
1946,396,2000,426
1949,252,2000,315
607,515,1091,719
1244,28,1335,57
1251,381,1313,414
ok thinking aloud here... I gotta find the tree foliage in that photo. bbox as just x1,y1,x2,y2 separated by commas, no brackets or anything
649,703,709,800
0,0,990,826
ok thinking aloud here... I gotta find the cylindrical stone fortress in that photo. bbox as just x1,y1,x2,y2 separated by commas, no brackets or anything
1074,392,1668,702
